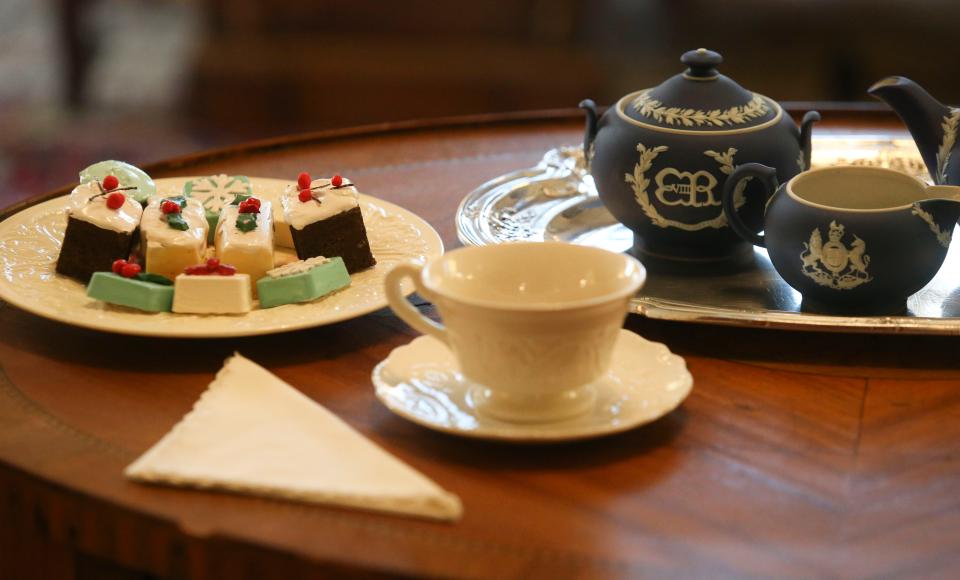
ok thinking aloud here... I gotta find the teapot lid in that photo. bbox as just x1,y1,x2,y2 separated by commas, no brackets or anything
619,48,782,134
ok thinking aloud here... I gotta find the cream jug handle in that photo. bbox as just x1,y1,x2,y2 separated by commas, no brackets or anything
385,261,449,344
721,163,780,247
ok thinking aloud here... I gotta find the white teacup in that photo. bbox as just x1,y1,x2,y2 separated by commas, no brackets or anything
385,242,645,423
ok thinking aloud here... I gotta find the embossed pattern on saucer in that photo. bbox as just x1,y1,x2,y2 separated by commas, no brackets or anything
371,329,693,443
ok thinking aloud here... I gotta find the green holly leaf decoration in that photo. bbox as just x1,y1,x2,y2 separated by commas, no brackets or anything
236,213,258,232
166,213,189,231
231,193,252,206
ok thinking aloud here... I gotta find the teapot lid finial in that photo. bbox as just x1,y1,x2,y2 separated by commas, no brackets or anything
681,48,722,79
620,48,779,133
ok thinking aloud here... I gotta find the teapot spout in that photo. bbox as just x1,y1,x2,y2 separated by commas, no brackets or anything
578,99,599,165
869,76,956,184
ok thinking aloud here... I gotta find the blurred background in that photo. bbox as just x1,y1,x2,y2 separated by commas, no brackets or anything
2,0,958,205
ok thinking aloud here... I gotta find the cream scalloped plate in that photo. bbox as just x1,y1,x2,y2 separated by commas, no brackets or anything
0,177,443,338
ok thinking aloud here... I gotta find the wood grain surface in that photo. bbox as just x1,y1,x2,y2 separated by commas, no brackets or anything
1,111,959,579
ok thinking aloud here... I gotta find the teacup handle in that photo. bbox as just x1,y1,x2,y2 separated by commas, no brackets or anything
721,163,779,248
385,262,449,344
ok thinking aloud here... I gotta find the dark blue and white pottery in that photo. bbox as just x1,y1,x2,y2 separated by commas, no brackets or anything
580,48,819,262
722,164,960,313
870,76,960,186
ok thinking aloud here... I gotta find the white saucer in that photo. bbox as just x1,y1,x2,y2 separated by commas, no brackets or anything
371,329,693,443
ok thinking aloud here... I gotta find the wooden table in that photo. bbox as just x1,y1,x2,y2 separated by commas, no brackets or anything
2,112,959,579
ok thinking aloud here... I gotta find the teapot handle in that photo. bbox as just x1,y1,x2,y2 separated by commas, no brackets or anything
578,99,599,163
721,163,779,248
799,111,821,170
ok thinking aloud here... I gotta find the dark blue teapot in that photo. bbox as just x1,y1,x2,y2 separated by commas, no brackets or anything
580,48,819,263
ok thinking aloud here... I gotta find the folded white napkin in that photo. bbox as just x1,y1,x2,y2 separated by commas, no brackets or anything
125,353,462,521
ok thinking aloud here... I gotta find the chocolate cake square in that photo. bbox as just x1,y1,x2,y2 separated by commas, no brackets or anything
56,216,137,282
290,206,376,274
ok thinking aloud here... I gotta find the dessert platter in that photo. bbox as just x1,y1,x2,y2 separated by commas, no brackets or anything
458,50,960,334
0,166,442,337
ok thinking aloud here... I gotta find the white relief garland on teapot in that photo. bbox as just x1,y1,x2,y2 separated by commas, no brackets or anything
935,107,960,184
800,221,872,290
625,144,748,231
911,203,953,248
630,90,769,127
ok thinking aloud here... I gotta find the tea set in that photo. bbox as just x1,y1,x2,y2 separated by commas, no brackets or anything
581,48,960,314
378,48,957,439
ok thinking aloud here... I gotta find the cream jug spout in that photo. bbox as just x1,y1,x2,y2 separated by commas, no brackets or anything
916,184,960,240
869,77,956,184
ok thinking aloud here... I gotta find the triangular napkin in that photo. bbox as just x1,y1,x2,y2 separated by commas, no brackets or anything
125,353,462,521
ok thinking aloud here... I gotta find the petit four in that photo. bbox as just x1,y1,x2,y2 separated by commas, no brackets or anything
257,256,351,308
282,173,376,274
56,177,144,282
183,174,252,242
86,260,174,312
79,160,156,205
140,196,209,283
272,200,295,249
173,259,252,314
215,197,275,291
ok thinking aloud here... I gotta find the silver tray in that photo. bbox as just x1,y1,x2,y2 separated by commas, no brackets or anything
456,135,960,335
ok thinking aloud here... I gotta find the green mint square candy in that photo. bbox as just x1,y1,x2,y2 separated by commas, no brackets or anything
256,256,351,309
86,272,174,312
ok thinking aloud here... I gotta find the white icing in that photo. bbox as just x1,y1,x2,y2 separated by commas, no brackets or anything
216,201,274,248
141,198,208,247
215,202,275,289
67,181,143,233
281,178,359,231
266,256,330,279
272,202,295,249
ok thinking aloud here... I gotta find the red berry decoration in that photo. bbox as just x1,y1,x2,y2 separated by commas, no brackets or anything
246,197,261,209
238,200,259,214
297,172,311,190
106,192,126,209
206,258,220,271
298,189,313,203
161,200,181,214
184,265,204,275
112,259,126,274
331,174,343,187
102,175,119,191
121,262,141,278
217,264,237,276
